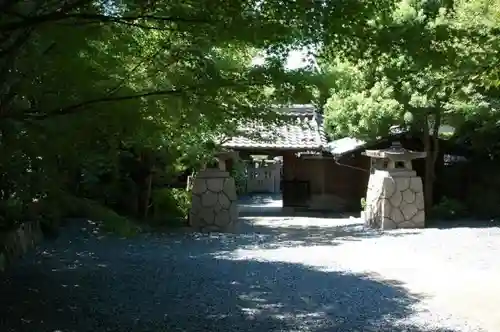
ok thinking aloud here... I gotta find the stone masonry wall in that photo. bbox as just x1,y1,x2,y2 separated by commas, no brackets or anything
365,170,425,230
189,169,238,232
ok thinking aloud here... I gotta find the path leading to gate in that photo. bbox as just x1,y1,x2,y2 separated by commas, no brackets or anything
1,195,499,332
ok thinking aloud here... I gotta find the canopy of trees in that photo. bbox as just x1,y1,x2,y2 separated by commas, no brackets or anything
320,0,500,210
0,0,386,232
1,0,499,232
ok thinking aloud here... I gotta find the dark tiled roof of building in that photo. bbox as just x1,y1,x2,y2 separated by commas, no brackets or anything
223,104,327,151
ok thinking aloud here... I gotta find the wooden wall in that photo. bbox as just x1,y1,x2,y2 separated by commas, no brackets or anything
282,152,370,211
239,135,442,212
324,155,370,211
281,135,434,212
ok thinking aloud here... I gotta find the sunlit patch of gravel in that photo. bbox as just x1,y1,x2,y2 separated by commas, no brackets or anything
225,216,500,332
0,217,498,332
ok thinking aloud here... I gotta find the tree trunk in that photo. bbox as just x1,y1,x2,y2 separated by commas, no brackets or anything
143,172,153,219
422,110,441,213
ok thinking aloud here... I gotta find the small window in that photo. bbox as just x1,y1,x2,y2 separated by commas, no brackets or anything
395,161,405,168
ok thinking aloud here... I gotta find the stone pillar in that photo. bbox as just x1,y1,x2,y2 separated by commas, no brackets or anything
218,159,226,171
189,168,238,232
365,169,425,230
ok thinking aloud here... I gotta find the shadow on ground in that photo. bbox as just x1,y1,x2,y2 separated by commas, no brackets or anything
238,195,362,218
427,218,500,229
238,194,285,217
0,222,456,332
233,215,422,249
238,194,283,205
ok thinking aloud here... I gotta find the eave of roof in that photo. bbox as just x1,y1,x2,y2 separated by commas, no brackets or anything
223,104,327,151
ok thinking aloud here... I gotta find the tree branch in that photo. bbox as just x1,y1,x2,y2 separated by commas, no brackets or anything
106,46,168,96
29,77,270,121
2,12,212,32
0,0,20,14
59,19,172,31
431,107,442,166
0,29,34,57
25,88,189,120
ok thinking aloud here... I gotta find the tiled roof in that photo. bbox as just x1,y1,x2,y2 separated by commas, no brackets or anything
326,137,367,156
223,104,327,151
325,127,416,157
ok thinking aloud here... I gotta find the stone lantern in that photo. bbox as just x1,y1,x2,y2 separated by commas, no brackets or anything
188,151,239,233
362,142,427,230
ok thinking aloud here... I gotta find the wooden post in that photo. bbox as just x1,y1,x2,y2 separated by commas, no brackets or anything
320,158,326,195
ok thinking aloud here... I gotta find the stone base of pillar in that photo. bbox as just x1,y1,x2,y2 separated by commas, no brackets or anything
365,170,425,230
189,168,238,233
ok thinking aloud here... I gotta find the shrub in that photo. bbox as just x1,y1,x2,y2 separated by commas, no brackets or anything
230,158,247,195
360,197,367,210
49,193,140,237
0,194,66,234
77,198,140,237
0,252,5,272
464,163,500,218
0,198,25,230
466,186,500,219
430,196,467,220
151,188,191,227
1,191,140,238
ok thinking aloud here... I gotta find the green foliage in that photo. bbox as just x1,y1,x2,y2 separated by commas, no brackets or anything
360,198,367,210
230,158,248,195
436,159,500,220
76,198,141,237
464,161,500,218
318,0,500,211
430,196,467,220
0,199,25,230
324,76,404,140
2,0,349,232
20,192,140,237
2,0,500,231
321,0,500,145
151,188,191,227
0,252,5,272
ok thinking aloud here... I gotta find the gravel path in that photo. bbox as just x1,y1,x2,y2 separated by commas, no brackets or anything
1,213,499,332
